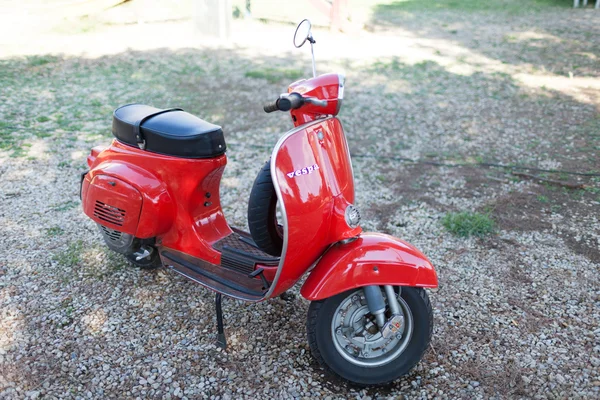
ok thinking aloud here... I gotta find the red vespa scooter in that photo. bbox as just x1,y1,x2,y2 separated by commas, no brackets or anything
80,19,438,385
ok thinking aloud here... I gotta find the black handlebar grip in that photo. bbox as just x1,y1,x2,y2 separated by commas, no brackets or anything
287,93,304,110
264,93,304,113
263,101,279,113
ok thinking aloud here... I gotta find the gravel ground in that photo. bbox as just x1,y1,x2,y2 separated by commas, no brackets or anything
1,3,599,399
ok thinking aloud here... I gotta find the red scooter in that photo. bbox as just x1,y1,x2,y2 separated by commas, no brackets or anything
80,20,438,385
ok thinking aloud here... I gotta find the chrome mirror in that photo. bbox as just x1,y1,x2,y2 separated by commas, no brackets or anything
293,19,317,78
293,19,312,48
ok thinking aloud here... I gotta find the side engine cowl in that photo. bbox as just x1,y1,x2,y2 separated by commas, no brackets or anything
83,175,143,236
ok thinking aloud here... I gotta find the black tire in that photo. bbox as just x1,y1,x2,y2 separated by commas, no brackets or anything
124,238,162,270
248,160,283,256
97,223,162,270
307,286,433,386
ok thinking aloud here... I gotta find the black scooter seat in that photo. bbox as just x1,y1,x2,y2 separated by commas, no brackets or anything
112,104,227,158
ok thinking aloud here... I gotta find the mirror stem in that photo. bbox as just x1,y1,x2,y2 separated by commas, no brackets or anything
310,41,317,78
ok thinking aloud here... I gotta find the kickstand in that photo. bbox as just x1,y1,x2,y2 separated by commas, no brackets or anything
215,293,227,349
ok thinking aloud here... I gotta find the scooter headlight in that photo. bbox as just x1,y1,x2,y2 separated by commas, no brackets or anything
345,205,361,228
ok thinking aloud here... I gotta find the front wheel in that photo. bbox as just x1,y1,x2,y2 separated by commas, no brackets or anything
307,286,432,386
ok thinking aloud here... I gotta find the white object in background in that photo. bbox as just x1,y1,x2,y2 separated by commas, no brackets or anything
574,0,600,7
194,0,232,40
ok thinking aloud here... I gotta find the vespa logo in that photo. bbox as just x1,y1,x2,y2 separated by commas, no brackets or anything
286,164,319,179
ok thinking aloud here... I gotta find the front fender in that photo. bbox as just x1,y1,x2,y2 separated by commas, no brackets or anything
300,233,438,301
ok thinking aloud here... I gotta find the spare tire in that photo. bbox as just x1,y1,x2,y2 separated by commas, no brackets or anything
248,160,283,257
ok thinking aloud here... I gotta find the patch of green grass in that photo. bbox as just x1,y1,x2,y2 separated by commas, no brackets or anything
537,195,549,203
245,68,304,83
52,200,79,212
10,146,28,158
34,131,52,139
37,115,50,123
53,240,84,267
0,129,18,150
58,296,75,328
46,226,65,236
442,211,495,238
369,58,439,80
585,186,600,195
569,189,585,201
26,55,59,67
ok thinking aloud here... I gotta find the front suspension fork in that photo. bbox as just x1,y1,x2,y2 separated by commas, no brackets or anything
363,285,403,333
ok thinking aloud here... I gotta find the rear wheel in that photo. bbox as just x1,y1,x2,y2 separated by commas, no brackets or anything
124,238,162,270
97,224,162,270
307,286,432,386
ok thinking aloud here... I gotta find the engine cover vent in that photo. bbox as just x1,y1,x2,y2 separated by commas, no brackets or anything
94,201,126,226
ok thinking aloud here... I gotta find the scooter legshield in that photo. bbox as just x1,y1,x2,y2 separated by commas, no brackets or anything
266,116,360,298
300,232,438,301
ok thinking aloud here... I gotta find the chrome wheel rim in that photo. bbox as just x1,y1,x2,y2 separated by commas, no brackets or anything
330,288,414,367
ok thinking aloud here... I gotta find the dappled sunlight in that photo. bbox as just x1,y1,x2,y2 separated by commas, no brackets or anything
28,140,49,159
514,73,600,106
81,307,108,335
380,78,413,94
221,176,241,189
574,51,597,61
70,149,88,160
538,159,563,170
336,32,600,107
0,287,23,354
505,30,563,44
1,8,597,109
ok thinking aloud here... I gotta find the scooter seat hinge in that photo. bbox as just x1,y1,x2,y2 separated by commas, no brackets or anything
133,108,182,151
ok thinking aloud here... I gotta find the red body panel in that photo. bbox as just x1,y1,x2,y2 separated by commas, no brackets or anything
82,160,175,238
288,73,342,126
300,233,438,300
83,175,142,234
83,140,230,264
267,116,361,297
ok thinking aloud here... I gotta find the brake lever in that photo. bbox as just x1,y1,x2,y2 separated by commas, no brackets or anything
304,97,328,108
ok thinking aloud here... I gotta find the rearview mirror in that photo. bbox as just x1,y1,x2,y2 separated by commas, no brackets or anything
293,19,312,48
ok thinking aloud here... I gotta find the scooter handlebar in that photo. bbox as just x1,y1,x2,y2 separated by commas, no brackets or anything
263,93,327,113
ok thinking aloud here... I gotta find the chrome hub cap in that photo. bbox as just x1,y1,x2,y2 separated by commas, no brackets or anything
331,289,414,367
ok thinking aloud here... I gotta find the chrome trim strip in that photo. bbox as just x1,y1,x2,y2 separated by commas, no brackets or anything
338,119,355,201
263,117,335,299
335,73,345,117
337,73,345,100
